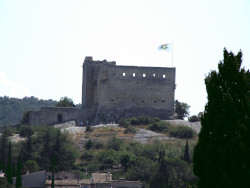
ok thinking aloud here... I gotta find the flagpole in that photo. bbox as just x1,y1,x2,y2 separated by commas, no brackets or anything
172,40,173,67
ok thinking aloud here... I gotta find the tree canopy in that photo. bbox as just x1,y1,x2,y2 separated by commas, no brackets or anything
193,49,250,187
55,97,76,107
174,100,190,119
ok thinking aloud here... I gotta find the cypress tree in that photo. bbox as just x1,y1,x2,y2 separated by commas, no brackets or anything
16,153,22,188
6,142,12,184
0,127,8,172
193,49,250,188
184,139,190,163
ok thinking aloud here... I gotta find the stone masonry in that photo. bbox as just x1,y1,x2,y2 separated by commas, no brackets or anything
28,57,175,126
82,57,176,124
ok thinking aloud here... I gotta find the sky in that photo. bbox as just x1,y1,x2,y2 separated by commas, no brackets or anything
0,0,249,116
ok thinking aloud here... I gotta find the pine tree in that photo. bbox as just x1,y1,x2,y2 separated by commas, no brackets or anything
193,49,250,188
6,142,12,184
184,139,190,163
21,136,33,163
16,153,22,188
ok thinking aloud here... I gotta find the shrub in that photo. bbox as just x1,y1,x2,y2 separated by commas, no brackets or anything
86,125,93,132
81,152,94,161
168,126,195,139
189,115,200,122
150,117,161,123
19,124,34,137
137,115,151,125
124,126,136,134
95,141,104,149
130,117,140,125
118,118,131,128
148,121,170,132
106,137,124,151
85,139,93,150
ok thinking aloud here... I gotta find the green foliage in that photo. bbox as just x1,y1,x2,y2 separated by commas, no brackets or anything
15,153,22,188
188,115,200,122
124,126,136,134
97,149,119,170
184,140,190,163
148,121,170,132
169,126,195,139
150,157,197,188
0,96,56,127
106,137,124,151
6,142,12,184
80,152,94,161
55,97,75,107
85,125,93,132
174,100,190,119
193,49,250,187
18,124,34,137
23,160,39,173
0,128,9,172
85,140,94,150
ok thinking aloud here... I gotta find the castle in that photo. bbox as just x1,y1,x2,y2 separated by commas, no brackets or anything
28,57,176,125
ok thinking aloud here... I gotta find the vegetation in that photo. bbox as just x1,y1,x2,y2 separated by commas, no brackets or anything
174,100,190,119
0,125,79,188
193,49,250,187
0,96,57,127
55,96,75,107
188,115,200,122
169,126,196,139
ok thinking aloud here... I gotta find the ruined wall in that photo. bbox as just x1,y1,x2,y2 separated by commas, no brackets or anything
28,107,83,126
82,57,175,123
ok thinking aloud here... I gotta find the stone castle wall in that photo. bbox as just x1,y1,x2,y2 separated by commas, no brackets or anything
28,107,82,126
27,56,176,126
82,57,175,123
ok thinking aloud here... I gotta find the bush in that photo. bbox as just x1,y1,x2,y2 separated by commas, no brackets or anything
81,152,94,161
148,121,170,132
168,126,195,139
85,139,93,150
19,124,34,137
118,118,131,128
124,126,136,134
130,117,140,125
137,115,151,125
106,137,124,151
86,125,93,132
189,115,200,122
95,141,104,149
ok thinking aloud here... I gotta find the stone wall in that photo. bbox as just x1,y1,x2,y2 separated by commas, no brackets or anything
28,107,83,126
82,57,176,124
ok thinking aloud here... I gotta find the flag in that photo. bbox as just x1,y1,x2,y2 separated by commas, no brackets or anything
158,43,172,51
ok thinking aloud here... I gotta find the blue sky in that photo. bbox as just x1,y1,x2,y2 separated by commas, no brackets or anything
0,0,249,115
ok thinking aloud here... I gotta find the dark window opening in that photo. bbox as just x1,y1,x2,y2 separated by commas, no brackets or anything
153,101,157,103
162,100,165,102
110,99,115,102
141,100,145,102
57,114,63,122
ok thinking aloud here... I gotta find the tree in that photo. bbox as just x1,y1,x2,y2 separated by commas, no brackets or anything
193,49,250,187
6,142,12,184
15,153,22,188
55,97,75,107
174,100,190,119
183,140,190,163
0,127,8,172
